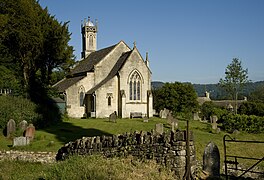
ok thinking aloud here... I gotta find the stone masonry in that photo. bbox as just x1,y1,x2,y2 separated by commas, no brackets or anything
56,130,197,179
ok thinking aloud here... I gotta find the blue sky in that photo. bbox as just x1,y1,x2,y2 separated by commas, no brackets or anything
39,0,264,84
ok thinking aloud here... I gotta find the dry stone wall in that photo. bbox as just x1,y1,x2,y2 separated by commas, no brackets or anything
0,150,56,163
56,130,197,179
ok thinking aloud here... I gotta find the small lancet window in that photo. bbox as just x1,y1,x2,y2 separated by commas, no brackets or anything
108,96,111,106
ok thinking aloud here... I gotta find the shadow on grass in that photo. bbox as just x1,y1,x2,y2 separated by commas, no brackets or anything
42,121,113,144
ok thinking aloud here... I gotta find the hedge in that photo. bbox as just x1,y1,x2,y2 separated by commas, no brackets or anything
222,113,264,133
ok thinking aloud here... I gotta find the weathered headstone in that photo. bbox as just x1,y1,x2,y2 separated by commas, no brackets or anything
193,112,201,120
7,119,16,138
143,115,149,123
13,136,30,146
109,111,117,123
167,112,178,131
155,123,163,135
211,115,218,130
25,124,35,140
160,108,170,119
19,120,28,131
203,142,220,178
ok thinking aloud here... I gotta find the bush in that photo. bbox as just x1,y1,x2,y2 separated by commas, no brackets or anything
222,114,264,133
238,101,264,116
0,96,41,129
200,101,228,120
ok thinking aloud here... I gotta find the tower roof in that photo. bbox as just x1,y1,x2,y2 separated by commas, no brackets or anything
86,21,94,26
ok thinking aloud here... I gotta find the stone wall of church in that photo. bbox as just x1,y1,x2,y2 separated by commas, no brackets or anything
66,73,95,118
94,42,130,85
95,77,119,118
119,49,153,118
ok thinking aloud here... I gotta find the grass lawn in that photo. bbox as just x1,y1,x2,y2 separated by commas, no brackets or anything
0,117,263,168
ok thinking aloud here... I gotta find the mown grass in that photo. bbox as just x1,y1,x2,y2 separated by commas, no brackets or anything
0,155,175,180
0,117,263,170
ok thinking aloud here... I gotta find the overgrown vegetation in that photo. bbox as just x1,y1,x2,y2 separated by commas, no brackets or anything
0,155,175,180
0,96,40,129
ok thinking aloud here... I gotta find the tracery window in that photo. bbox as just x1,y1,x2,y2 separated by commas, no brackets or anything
129,71,141,101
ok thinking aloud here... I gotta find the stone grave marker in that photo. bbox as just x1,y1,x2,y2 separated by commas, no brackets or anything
109,111,117,123
25,124,35,140
211,116,218,130
155,123,163,135
13,136,30,146
203,141,220,178
7,119,16,138
193,112,201,120
143,115,149,123
19,120,28,131
160,108,170,119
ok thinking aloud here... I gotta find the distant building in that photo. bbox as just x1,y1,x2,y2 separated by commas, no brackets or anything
197,91,247,110
53,17,153,118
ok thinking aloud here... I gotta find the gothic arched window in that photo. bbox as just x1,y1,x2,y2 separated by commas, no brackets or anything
129,71,141,101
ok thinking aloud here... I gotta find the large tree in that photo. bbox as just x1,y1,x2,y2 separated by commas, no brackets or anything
0,0,75,95
219,58,250,114
154,82,198,118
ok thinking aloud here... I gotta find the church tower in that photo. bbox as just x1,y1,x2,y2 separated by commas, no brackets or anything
81,17,98,58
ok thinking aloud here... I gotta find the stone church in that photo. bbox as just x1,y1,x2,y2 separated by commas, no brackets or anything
54,18,153,118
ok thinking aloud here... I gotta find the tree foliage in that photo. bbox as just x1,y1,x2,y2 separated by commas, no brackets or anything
219,58,250,113
154,82,198,117
0,0,75,94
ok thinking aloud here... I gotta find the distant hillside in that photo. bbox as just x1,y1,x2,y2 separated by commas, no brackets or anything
152,81,264,100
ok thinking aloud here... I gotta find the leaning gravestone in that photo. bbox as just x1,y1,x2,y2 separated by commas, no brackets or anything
203,141,220,178
25,124,35,141
7,119,16,138
19,120,28,131
13,136,30,146
155,123,163,135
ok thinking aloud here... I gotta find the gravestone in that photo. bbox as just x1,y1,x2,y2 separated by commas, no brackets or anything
13,136,30,146
19,120,28,131
155,123,163,135
109,111,117,123
193,112,201,121
143,115,149,123
203,141,220,178
7,119,16,138
160,108,170,119
211,116,218,130
167,112,178,131
25,124,35,140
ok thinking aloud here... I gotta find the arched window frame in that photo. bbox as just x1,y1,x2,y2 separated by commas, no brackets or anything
128,70,143,102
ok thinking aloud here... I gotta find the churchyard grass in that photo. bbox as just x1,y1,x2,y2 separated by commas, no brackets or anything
0,117,263,168
0,155,175,180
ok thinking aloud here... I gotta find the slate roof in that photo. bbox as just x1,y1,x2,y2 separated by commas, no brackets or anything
53,44,117,92
53,75,86,92
87,50,132,94
71,44,117,75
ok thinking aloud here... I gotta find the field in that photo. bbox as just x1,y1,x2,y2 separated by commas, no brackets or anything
0,117,263,179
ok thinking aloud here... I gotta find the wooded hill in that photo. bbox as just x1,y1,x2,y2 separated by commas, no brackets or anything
152,81,264,100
